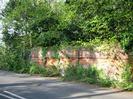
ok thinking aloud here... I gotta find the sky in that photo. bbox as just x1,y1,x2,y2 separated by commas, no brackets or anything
0,0,9,42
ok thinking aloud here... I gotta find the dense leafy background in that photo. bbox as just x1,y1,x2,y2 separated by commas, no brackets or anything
0,0,133,72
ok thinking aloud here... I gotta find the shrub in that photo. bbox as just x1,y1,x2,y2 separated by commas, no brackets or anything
29,63,60,77
63,65,78,80
63,64,113,87
120,64,133,90
0,47,30,73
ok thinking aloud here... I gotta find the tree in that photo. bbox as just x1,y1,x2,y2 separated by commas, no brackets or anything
65,0,133,50
1,0,133,71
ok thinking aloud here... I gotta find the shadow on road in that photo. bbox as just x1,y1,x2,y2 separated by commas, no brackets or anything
63,89,128,99
0,79,131,99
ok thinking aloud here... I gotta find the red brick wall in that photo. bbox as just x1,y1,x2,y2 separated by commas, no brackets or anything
31,48,133,80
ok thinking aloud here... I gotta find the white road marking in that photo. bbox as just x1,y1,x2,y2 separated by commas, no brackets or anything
0,93,16,99
4,91,27,99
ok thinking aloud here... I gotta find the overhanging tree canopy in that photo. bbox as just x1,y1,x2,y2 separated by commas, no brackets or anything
1,0,133,68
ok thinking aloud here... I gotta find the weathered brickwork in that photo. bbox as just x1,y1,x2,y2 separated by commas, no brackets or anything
31,47,133,80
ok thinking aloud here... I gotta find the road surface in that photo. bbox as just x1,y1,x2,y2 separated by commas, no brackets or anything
0,70,132,99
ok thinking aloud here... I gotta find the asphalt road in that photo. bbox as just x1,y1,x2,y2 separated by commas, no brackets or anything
0,70,133,99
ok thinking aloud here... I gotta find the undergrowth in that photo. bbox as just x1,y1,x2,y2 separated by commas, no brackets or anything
63,64,114,87
29,63,60,77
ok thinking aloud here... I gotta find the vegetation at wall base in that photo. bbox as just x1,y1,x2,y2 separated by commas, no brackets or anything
120,64,133,90
63,64,113,87
29,63,60,77
63,64,133,89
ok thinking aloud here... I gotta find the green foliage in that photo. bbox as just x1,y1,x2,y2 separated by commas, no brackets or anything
42,47,48,58
29,63,60,77
29,63,45,74
2,0,133,52
0,46,7,69
65,0,133,51
2,0,133,49
3,0,133,50
64,63,133,88
120,64,133,89
122,64,132,82
43,66,60,77
63,64,113,87
0,46,30,73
